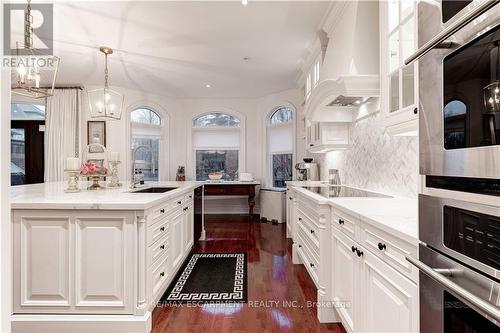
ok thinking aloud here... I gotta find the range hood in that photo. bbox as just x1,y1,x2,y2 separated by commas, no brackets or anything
304,1,380,122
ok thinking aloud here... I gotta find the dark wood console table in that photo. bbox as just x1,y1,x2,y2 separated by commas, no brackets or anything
203,181,260,215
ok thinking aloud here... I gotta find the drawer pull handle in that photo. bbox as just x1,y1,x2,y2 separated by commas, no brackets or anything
160,272,165,277
310,263,315,267
351,246,357,253
298,244,302,248
160,227,165,232
289,197,293,200
189,195,193,198
183,207,188,211
177,201,182,205
378,242,387,251
298,217,302,221
338,219,344,225
310,229,315,234
356,249,364,257
160,245,165,250
160,209,165,213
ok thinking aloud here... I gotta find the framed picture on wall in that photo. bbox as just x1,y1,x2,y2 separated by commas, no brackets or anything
87,121,106,146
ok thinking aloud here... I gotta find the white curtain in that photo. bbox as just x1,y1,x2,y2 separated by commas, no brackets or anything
45,89,81,182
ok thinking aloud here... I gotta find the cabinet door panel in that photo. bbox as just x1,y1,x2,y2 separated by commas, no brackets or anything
184,206,194,252
19,217,70,307
363,251,418,333
74,215,133,311
332,232,356,333
171,212,184,269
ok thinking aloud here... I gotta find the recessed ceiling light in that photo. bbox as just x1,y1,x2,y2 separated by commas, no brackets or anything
242,0,248,6
205,84,211,88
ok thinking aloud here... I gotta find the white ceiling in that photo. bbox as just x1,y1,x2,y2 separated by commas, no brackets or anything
47,1,331,98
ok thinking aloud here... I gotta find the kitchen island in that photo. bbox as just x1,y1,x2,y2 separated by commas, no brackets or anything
10,181,203,333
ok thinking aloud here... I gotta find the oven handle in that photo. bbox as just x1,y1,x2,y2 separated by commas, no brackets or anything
404,0,499,65
406,255,500,322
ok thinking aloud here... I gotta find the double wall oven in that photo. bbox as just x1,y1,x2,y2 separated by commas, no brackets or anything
406,1,500,332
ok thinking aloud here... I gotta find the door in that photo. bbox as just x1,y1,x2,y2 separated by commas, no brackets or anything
331,231,358,333
11,120,45,185
362,249,418,333
171,211,184,269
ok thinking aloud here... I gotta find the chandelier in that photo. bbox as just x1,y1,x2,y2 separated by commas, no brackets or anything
11,0,60,98
484,41,500,113
87,47,124,120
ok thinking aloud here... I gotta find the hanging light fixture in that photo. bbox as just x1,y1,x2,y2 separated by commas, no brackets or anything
484,41,500,113
11,0,60,98
87,47,124,120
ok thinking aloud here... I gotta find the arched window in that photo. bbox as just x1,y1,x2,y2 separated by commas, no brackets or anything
267,106,293,188
130,107,164,181
131,108,161,125
444,99,466,150
192,112,241,181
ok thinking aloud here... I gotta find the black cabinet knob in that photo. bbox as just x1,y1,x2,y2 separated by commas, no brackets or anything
310,229,315,234
189,195,193,199
413,107,418,115
356,249,363,257
310,143,314,147
160,209,165,213
298,244,302,248
298,217,302,221
378,242,387,251
310,263,314,267
177,201,182,205
160,227,165,231
338,219,344,225
160,272,165,277
351,246,357,253
183,207,188,211
160,245,165,250
289,197,293,200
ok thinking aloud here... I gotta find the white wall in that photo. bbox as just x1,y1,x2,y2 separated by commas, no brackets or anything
79,87,302,214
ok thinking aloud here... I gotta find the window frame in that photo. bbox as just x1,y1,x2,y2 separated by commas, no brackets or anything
265,106,295,189
189,110,245,181
128,104,168,181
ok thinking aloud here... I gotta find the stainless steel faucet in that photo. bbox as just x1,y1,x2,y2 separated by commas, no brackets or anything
130,145,155,189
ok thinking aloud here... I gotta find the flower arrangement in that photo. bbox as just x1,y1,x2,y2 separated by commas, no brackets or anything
80,162,109,176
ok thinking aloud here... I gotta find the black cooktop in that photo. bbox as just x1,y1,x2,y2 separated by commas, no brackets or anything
303,186,391,198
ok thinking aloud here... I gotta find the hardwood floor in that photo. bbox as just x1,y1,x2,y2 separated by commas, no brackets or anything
152,215,346,333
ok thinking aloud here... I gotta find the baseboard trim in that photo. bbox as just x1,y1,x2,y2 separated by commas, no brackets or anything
11,312,152,333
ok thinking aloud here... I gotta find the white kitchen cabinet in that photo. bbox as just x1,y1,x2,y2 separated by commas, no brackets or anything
380,0,419,136
170,209,185,270
285,188,297,239
184,204,194,253
306,121,351,153
362,249,418,333
12,210,135,314
331,231,358,333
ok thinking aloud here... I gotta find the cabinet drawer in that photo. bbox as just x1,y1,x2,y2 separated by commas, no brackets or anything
296,232,319,285
360,222,418,283
297,195,321,221
332,208,358,240
204,186,228,195
228,185,252,195
148,217,169,246
150,204,170,225
151,256,169,301
297,213,319,255
151,234,169,267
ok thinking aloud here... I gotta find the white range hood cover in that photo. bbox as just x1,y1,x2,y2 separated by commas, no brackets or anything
304,1,380,122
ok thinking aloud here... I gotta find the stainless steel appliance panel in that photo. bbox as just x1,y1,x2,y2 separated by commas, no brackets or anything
418,1,500,178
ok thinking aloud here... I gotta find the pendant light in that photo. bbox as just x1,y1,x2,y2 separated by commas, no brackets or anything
87,47,124,120
11,0,60,99
484,41,500,113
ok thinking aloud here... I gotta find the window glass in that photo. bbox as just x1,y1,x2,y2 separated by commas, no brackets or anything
269,106,293,125
272,153,292,188
11,128,26,185
193,112,240,127
131,138,159,181
195,150,239,181
11,102,45,120
131,108,161,125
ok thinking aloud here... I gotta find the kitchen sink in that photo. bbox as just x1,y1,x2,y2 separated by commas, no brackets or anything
131,187,178,193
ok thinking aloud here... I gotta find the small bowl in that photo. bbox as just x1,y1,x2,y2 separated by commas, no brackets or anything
208,173,223,180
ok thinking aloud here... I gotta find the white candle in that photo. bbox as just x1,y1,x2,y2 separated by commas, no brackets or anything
109,151,120,162
66,157,80,171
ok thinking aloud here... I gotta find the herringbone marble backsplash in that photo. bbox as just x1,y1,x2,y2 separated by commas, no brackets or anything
316,112,418,198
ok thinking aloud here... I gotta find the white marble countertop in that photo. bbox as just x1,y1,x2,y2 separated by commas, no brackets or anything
11,181,204,210
288,182,418,244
